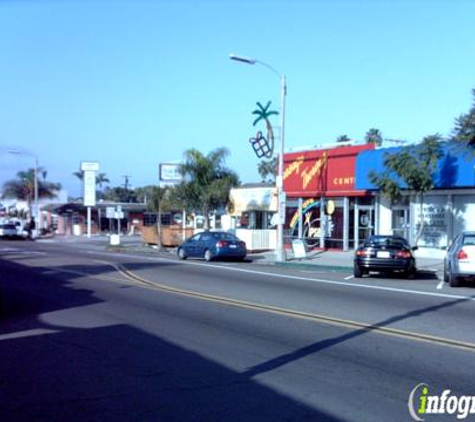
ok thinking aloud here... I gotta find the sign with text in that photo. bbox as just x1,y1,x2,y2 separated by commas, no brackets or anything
81,161,99,207
283,144,375,197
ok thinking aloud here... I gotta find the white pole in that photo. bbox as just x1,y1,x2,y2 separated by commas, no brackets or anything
34,156,39,236
275,74,287,262
87,206,91,238
230,54,287,262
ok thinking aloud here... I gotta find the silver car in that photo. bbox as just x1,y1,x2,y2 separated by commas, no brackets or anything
0,223,21,239
444,231,475,287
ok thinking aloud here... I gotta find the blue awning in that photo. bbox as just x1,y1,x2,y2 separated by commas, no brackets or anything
355,143,475,190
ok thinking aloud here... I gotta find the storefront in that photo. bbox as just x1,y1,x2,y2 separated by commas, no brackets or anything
228,183,277,252
356,144,475,256
283,144,375,250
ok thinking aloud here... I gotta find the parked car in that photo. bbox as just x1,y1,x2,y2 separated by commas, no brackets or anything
444,231,475,287
177,231,247,262
0,223,25,240
354,235,417,278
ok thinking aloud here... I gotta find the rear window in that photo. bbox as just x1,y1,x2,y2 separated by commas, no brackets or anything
212,232,238,241
1,224,16,229
462,235,475,246
365,236,408,247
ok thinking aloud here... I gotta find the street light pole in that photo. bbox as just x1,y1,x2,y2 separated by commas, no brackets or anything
230,53,287,262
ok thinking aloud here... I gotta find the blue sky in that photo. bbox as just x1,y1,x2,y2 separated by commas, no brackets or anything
1,0,474,197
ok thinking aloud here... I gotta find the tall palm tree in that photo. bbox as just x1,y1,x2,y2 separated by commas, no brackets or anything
177,148,239,229
252,101,279,158
95,173,110,189
1,167,61,216
365,128,383,146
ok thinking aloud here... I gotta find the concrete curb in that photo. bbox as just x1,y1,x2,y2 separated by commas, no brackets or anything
275,261,352,272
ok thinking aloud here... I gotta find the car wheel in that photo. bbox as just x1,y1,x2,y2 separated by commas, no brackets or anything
353,264,364,278
448,271,462,288
204,249,213,262
404,267,416,279
177,248,187,260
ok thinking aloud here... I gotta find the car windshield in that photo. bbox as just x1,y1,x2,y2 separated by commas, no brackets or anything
364,236,408,248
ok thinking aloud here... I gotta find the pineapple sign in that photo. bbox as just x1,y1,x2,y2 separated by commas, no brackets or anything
249,101,279,159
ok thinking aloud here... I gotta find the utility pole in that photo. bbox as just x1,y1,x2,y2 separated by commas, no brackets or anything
122,175,130,190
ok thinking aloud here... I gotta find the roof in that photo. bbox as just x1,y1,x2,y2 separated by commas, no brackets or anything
42,202,148,214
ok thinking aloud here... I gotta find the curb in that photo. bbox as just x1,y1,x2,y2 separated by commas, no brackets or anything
275,261,352,272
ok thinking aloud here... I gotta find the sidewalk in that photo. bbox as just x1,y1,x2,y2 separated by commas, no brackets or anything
38,234,444,274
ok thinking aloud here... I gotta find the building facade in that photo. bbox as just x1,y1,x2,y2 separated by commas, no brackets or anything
356,143,475,256
283,144,376,250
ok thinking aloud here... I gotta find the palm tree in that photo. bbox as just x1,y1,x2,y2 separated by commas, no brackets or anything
365,128,383,146
252,101,279,158
453,87,475,151
73,170,109,188
1,167,61,216
177,148,239,229
95,173,110,189
336,134,351,143
257,157,277,183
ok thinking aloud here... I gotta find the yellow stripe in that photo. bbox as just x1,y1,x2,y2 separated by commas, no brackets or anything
95,260,475,353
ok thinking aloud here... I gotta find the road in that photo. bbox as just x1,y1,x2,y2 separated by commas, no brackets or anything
0,239,474,421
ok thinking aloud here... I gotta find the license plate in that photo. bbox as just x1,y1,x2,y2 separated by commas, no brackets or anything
377,251,390,258
229,245,237,249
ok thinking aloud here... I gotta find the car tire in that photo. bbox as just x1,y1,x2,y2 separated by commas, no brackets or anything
177,248,187,260
354,264,364,278
405,266,416,279
204,249,213,262
448,271,462,288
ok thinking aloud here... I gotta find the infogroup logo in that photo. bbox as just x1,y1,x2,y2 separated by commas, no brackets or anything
408,383,475,421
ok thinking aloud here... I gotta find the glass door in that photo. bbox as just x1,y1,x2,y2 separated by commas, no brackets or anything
392,208,410,239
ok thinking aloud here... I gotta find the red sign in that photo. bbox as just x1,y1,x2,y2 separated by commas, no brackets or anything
283,144,375,197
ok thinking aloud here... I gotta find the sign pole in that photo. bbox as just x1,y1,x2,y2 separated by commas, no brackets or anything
87,206,91,238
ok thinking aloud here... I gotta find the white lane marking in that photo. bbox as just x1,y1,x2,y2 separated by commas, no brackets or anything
86,250,475,302
344,275,354,280
0,328,59,341
437,280,445,290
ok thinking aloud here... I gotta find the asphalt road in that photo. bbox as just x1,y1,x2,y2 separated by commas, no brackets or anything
0,239,474,421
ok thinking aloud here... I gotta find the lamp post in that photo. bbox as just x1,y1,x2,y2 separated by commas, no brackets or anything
230,53,287,262
7,149,39,233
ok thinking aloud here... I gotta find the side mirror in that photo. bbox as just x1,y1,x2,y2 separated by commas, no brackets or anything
411,246,418,251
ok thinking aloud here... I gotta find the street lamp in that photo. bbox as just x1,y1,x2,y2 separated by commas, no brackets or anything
230,53,287,262
7,149,39,233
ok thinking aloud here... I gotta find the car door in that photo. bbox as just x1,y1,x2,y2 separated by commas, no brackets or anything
197,232,213,257
184,233,202,257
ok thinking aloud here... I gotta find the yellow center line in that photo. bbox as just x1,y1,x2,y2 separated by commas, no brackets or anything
94,260,475,353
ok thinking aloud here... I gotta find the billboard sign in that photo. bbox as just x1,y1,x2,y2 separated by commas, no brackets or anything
159,163,182,187
81,161,99,207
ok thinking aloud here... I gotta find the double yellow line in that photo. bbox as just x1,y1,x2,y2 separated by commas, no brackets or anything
96,259,475,354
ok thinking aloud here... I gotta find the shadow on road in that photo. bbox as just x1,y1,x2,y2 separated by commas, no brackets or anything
0,256,342,422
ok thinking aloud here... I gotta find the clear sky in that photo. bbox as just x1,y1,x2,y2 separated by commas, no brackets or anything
1,0,474,198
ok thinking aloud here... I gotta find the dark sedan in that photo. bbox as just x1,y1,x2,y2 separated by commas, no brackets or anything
177,231,247,262
354,235,417,278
